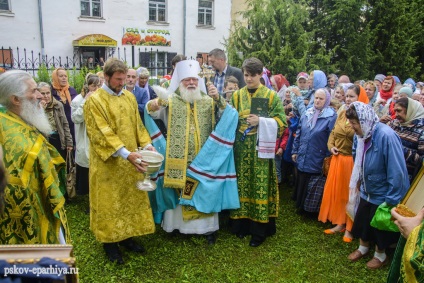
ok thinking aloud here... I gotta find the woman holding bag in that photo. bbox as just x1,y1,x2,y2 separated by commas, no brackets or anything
345,102,409,270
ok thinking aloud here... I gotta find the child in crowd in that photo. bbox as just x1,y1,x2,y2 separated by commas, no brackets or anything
296,72,310,99
223,76,239,102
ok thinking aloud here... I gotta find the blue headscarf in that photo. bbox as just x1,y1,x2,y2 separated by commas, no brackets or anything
313,70,327,89
404,78,416,92
392,76,401,84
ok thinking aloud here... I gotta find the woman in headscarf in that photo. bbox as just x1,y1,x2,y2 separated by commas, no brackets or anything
374,76,396,122
327,73,338,96
388,97,424,181
270,74,290,103
403,78,416,93
51,68,78,143
364,81,379,106
291,88,337,213
261,67,273,89
345,102,409,270
38,82,73,159
306,70,327,109
319,85,369,242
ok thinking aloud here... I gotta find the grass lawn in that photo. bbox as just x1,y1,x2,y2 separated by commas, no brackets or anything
66,184,390,282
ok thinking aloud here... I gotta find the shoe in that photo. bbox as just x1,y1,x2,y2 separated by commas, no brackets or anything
347,249,369,262
249,239,264,247
119,238,146,254
205,233,216,245
343,236,353,243
324,228,346,235
366,257,389,270
103,243,124,264
236,233,246,239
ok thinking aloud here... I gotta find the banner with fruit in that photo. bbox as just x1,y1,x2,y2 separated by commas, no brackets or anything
122,27,171,46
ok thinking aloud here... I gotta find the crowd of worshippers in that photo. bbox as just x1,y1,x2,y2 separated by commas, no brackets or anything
0,48,423,281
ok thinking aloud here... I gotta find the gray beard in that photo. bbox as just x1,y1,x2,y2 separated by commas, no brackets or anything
20,98,53,136
179,83,202,104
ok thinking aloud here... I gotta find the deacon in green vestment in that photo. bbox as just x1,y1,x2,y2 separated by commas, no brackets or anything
230,58,286,247
84,58,155,264
0,70,70,244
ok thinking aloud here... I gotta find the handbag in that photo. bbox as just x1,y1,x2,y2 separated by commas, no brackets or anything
346,187,360,221
322,156,332,176
370,202,399,232
66,151,77,199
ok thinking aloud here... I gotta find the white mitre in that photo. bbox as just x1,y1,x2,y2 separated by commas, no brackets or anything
167,59,207,94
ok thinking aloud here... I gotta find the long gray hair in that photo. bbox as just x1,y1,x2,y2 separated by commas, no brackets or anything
0,70,33,109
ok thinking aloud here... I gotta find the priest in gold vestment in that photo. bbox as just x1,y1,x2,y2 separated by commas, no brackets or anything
84,58,155,264
0,70,70,244
147,60,227,245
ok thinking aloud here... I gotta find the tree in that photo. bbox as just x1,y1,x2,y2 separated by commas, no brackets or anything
226,0,311,82
366,0,422,80
306,0,374,80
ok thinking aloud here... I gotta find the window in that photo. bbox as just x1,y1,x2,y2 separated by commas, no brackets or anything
198,0,213,26
149,0,166,22
81,0,102,17
0,0,10,11
140,51,175,78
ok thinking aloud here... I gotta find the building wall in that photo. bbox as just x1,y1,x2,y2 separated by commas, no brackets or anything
0,0,232,67
230,0,248,30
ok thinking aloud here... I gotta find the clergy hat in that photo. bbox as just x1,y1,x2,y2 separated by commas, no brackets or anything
167,60,207,94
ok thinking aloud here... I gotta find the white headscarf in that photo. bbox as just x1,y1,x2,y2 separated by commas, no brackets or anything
348,102,379,190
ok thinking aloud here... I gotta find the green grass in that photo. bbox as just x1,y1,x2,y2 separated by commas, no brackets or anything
66,185,389,282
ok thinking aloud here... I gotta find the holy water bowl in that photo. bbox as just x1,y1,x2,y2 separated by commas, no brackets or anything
136,150,164,191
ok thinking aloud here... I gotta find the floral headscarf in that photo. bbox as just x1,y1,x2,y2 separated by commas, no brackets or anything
348,102,379,189
305,88,331,129
51,68,71,104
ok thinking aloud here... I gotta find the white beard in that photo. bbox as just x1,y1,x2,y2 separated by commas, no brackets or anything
20,98,53,136
179,83,202,104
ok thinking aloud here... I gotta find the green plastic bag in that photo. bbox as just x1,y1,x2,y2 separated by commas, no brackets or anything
370,202,400,232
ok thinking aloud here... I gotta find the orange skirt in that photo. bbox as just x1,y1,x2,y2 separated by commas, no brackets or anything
318,154,354,230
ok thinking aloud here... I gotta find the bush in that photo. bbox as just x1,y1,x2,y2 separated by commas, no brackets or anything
34,64,51,84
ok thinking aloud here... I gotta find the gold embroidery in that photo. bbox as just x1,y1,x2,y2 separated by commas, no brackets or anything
182,177,199,200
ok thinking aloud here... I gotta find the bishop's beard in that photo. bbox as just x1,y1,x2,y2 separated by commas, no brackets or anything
179,83,202,104
20,98,53,136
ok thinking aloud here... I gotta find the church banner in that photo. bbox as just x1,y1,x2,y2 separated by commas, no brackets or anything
122,27,171,46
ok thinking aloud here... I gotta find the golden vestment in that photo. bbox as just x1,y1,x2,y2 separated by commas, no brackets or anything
0,112,69,244
84,88,155,242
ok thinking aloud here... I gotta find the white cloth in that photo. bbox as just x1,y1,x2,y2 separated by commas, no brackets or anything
161,205,219,234
71,94,90,168
277,85,287,104
256,117,278,159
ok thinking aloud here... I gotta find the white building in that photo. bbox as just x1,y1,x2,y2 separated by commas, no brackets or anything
0,0,232,76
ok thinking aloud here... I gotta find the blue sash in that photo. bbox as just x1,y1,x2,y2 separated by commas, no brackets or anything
180,105,240,212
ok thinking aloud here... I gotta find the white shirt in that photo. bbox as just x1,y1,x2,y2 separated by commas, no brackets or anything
71,94,90,167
